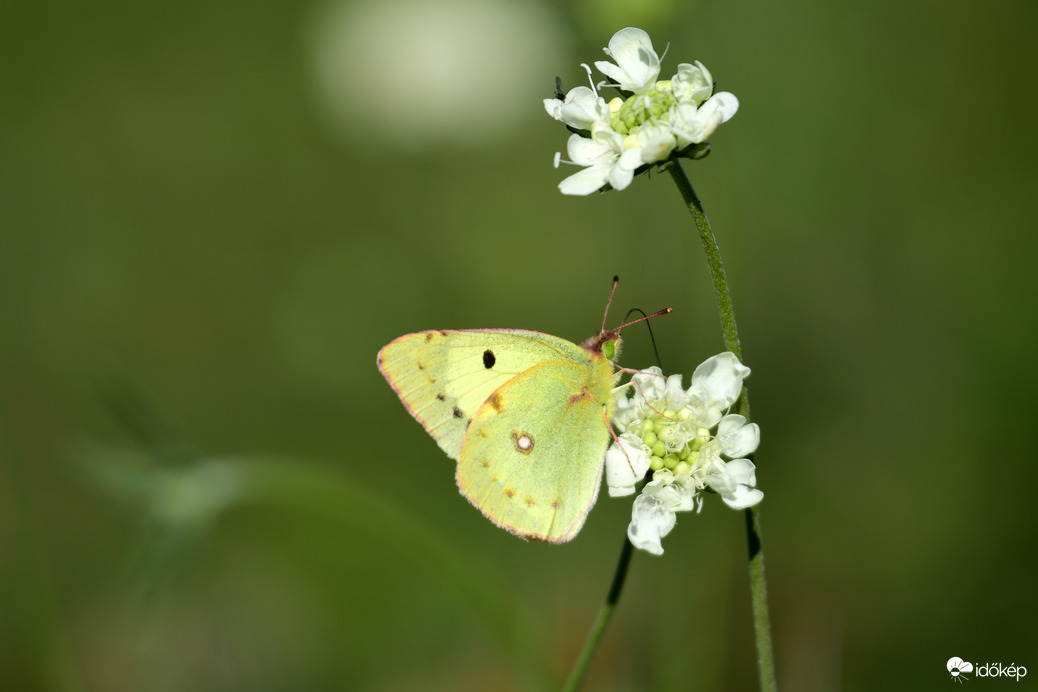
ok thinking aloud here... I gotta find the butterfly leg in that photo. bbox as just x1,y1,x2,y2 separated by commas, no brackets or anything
602,408,639,475
612,371,680,422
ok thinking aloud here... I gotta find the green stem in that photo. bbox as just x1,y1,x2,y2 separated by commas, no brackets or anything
561,536,635,692
666,162,741,359
667,160,778,692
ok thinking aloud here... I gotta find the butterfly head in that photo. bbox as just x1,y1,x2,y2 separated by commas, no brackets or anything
583,306,673,363
582,330,623,363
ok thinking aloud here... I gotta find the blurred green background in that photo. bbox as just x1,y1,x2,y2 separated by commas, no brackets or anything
2,0,1036,690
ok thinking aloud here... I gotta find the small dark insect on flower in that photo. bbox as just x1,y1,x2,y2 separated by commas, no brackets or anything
554,76,566,100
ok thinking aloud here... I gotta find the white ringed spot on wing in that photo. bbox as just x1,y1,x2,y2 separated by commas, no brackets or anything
510,431,534,455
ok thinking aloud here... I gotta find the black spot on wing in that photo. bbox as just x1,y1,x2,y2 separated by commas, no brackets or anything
483,349,496,369
436,393,446,401
453,407,463,418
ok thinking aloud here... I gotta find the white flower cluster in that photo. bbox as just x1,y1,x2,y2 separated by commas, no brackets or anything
603,353,762,555
544,27,739,195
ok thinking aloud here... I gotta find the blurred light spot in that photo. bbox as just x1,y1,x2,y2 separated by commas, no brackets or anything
305,0,565,151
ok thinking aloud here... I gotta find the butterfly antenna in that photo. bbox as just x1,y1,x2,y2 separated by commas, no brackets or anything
623,308,667,370
613,307,672,334
601,275,620,332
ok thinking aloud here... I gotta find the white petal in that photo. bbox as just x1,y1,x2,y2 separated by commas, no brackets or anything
606,162,635,191
605,434,651,497
566,133,613,166
666,483,697,513
723,458,758,486
642,471,697,512
610,392,639,431
617,145,643,169
627,517,667,555
706,91,739,123
671,62,712,103
663,373,688,409
693,60,714,93
721,484,764,509
639,132,678,164
631,366,666,402
689,352,750,409
558,165,611,195
627,492,677,555
594,60,635,89
544,97,563,120
688,399,724,429
592,127,625,149
715,415,760,457
594,27,660,94
672,101,723,144
707,458,763,509
606,28,659,79
558,87,610,130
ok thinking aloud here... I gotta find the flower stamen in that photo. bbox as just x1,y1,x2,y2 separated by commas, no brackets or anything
579,63,598,96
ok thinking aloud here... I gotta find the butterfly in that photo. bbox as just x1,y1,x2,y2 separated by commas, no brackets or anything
376,278,670,542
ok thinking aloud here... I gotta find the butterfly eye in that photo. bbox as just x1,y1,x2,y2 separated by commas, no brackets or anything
602,340,616,360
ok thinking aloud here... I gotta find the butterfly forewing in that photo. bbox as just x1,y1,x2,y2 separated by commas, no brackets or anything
377,329,586,459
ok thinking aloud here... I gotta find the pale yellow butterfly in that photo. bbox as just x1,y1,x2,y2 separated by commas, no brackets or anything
377,279,670,542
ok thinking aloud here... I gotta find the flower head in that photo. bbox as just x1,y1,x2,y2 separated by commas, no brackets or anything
604,353,763,555
546,27,739,195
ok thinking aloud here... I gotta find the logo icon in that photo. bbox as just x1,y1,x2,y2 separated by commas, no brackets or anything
948,657,974,683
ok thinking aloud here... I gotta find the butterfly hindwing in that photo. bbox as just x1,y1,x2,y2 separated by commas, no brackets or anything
377,329,586,459
456,358,613,542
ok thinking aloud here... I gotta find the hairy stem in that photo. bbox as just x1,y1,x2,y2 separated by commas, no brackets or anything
561,536,635,691
667,159,777,692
